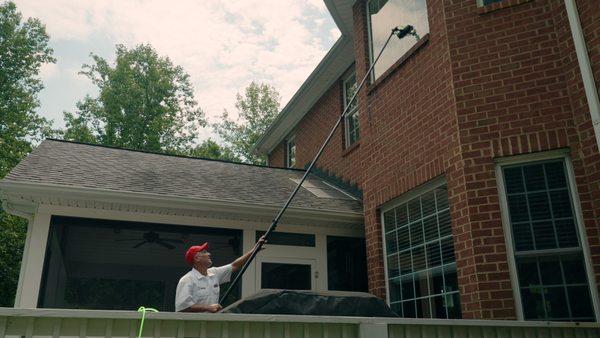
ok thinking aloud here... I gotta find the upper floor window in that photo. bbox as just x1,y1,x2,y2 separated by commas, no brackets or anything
478,0,503,5
343,70,360,147
367,0,430,80
381,179,461,318
286,136,296,168
498,155,598,321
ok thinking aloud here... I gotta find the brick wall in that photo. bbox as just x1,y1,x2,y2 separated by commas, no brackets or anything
269,142,286,167
267,0,600,320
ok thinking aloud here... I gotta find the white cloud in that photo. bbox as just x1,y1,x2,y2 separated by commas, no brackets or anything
39,62,59,80
15,0,338,139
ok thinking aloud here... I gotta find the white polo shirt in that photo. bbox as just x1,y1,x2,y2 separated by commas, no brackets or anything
175,264,233,312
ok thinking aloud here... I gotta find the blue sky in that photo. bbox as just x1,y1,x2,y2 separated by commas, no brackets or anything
15,0,340,140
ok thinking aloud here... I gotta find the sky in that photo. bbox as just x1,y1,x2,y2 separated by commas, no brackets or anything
15,0,341,140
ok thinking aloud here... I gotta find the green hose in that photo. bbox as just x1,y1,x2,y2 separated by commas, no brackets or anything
137,306,159,338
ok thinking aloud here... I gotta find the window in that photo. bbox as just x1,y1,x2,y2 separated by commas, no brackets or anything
256,231,315,247
381,181,461,318
343,70,360,147
499,157,597,321
478,0,503,6
367,0,430,80
261,263,311,290
286,136,296,168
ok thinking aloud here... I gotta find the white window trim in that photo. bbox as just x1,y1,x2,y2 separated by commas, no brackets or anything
379,176,447,305
495,149,600,321
286,135,296,168
343,70,359,148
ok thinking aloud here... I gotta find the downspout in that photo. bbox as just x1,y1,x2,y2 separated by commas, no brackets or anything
564,0,600,153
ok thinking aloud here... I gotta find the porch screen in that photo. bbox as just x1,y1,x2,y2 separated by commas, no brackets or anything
382,184,461,318
38,216,242,311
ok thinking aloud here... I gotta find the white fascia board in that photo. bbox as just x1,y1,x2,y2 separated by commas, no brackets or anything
0,180,363,223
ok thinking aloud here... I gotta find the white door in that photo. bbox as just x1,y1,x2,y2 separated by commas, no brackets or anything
256,257,317,291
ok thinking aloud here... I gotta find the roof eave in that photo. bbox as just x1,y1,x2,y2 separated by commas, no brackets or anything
0,180,364,225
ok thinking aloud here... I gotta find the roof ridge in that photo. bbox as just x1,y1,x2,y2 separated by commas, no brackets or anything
44,138,306,172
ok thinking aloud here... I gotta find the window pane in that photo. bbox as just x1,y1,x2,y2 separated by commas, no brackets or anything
521,288,545,320
539,258,563,285
567,286,595,320
545,287,569,319
528,192,551,220
504,167,524,193
261,263,311,290
256,231,315,247
523,164,546,191
556,219,579,248
517,259,540,286
550,190,573,218
507,195,529,222
562,255,587,284
545,162,567,189
513,222,534,251
532,221,556,249
368,0,429,79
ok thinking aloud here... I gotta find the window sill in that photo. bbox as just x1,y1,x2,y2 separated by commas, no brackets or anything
478,0,533,14
342,141,360,157
367,34,430,96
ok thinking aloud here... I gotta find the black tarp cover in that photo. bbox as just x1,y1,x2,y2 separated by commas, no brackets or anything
221,290,398,317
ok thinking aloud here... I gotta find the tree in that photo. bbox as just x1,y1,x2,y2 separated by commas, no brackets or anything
0,0,55,307
188,139,240,162
213,82,280,165
61,44,206,153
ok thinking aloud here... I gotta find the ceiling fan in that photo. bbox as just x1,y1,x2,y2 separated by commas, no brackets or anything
117,231,184,249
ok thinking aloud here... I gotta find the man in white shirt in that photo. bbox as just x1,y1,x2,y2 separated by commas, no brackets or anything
175,236,266,312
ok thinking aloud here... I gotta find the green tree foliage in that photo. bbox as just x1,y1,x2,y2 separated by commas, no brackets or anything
188,139,240,162
213,82,280,165
60,44,206,153
0,0,54,175
0,1,54,307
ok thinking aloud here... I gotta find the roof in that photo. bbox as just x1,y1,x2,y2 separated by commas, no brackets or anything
254,0,356,154
1,139,362,214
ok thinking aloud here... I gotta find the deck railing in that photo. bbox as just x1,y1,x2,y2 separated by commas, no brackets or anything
1,308,599,338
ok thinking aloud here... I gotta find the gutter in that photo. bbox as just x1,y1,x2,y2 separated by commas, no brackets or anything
0,198,34,221
0,180,364,223
564,0,600,153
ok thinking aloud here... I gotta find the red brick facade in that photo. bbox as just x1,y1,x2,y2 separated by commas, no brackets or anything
268,0,600,320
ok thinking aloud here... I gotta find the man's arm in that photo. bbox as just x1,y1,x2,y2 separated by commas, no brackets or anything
231,236,266,272
180,303,222,313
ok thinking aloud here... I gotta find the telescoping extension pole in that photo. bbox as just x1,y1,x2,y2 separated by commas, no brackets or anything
220,25,418,305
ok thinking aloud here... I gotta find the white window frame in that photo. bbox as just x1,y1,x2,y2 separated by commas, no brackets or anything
379,177,455,313
343,69,360,148
495,149,600,321
286,136,296,168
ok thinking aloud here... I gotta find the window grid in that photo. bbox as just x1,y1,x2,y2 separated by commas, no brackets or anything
503,159,595,321
343,71,359,147
383,186,461,319
286,137,296,168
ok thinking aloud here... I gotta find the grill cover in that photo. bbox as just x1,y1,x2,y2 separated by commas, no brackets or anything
221,290,397,317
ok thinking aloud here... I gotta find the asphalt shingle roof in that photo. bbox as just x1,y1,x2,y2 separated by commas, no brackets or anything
2,139,363,213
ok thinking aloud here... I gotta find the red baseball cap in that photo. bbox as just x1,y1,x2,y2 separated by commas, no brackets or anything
185,242,209,265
